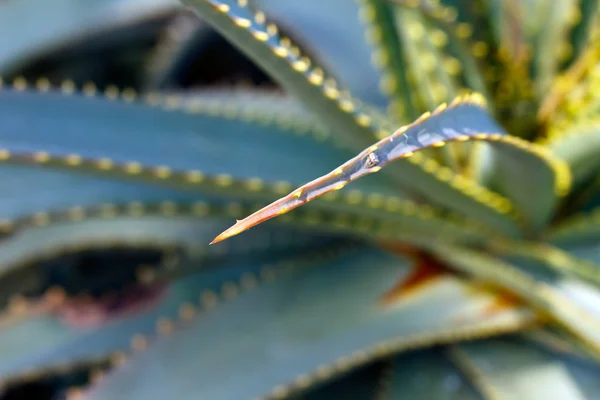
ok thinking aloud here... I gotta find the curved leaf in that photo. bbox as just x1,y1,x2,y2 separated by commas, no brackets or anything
546,207,600,246
0,166,498,258
84,246,532,400
390,0,492,102
214,98,572,243
0,207,339,308
181,0,394,148
546,120,600,187
0,241,344,382
431,243,600,357
179,0,536,235
532,1,575,98
489,241,600,288
450,338,600,399
0,87,405,201
357,0,419,120
567,0,600,64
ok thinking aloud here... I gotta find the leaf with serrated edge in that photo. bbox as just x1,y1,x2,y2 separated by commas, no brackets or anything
0,209,339,308
359,0,419,120
212,98,571,243
84,247,531,400
181,0,531,235
450,337,600,400
430,243,600,357
546,121,600,187
0,88,401,200
0,243,343,382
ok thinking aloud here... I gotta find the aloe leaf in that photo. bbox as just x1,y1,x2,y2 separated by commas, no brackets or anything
532,1,574,98
180,0,395,148
489,241,600,288
390,0,492,103
0,196,500,309
567,0,600,64
162,0,538,238
357,0,419,120
449,338,600,399
213,97,575,243
525,327,600,363
540,42,600,127
0,241,345,382
150,1,387,106
384,349,483,399
0,0,177,74
0,87,404,200
0,203,343,309
467,129,570,234
162,88,330,142
546,207,600,246
430,243,600,357
83,246,533,400
546,120,600,186
0,166,500,261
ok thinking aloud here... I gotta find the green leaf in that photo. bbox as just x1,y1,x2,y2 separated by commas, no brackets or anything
546,120,600,187
546,207,600,246
357,0,419,120
216,97,576,243
168,0,539,239
429,243,600,357
489,241,600,288
567,0,600,65
450,338,600,400
180,0,394,148
0,240,343,382
0,166,499,255
83,246,532,400
478,136,571,233
390,0,492,103
531,1,574,98
164,88,330,142
0,87,406,202
0,202,341,309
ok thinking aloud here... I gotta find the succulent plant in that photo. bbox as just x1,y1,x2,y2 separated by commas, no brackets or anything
1,0,600,398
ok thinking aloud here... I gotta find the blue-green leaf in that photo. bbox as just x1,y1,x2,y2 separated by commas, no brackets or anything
450,337,600,399
0,204,337,308
546,120,600,187
0,87,401,200
83,246,532,400
430,243,600,356
215,97,573,242
357,0,419,120
0,242,342,382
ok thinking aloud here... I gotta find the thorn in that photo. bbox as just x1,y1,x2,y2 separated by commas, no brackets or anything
210,223,241,245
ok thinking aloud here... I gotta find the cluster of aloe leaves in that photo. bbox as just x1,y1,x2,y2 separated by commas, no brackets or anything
1,0,600,398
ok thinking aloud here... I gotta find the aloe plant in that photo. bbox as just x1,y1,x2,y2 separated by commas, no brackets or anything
1,0,600,398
